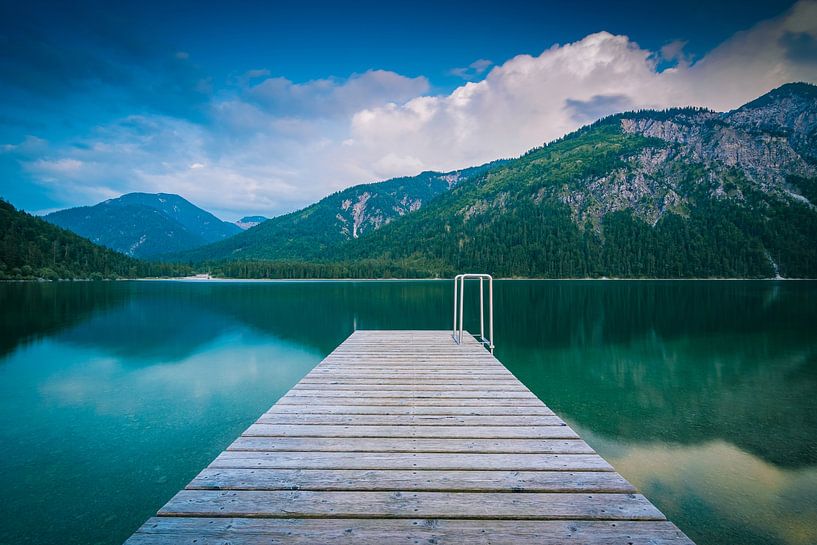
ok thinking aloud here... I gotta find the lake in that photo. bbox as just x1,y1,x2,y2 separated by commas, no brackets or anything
0,279,815,545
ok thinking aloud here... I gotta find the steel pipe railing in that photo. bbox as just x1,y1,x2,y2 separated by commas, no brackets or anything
452,273,494,353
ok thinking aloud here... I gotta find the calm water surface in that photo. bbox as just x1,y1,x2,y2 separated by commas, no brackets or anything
0,280,815,545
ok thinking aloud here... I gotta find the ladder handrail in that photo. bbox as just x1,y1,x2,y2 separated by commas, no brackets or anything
452,274,494,353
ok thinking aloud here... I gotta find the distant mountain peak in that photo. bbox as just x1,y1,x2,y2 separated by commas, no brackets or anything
746,81,817,102
44,193,241,258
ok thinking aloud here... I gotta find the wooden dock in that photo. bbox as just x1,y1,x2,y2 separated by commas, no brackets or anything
125,330,694,544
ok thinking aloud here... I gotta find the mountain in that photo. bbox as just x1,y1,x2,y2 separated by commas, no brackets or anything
178,162,503,262
202,82,817,279
333,82,817,278
0,199,188,280
235,216,268,230
44,193,241,258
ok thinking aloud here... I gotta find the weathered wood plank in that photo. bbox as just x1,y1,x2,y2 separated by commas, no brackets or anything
227,436,593,453
319,358,493,362
264,404,556,416
275,397,546,406
306,372,517,379
254,414,565,426
189,468,634,492
211,451,612,471
242,423,577,439
305,372,517,379
296,378,523,385
308,368,514,374
292,382,528,390
280,389,537,399
127,518,694,545
159,490,664,520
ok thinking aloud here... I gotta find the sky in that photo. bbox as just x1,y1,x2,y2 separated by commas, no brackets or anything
1,0,816,220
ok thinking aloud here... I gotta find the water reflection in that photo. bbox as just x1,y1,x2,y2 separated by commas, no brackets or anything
0,286,321,545
502,332,817,467
0,280,815,545
583,430,817,545
0,282,130,357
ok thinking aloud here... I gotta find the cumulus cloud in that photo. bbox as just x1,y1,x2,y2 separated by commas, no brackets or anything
14,0,817,220
246,70,430,117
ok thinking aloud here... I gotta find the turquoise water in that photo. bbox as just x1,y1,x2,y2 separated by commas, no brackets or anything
0,280,815,545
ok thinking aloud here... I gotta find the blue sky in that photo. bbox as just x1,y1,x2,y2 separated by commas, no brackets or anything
1,0,815,219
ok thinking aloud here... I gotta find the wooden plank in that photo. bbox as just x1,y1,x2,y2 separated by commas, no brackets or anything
322,358,498,362
127,518,694,545
189,468,634,492
308,368,514,374
242,424,577,439
159,490,664,520
254,414,565,426
295,378,524,386
280,390,537,399
321,361,504,365
265,404,556,416
308,369,516,376
227,436,593,453
316,361,503,366
274,397,546,406
304,373,518,380
292,382,528,390
307,371,516,378
211,451,612,471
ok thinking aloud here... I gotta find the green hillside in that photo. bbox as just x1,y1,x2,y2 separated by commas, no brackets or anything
339,119,817,277
175,162,503,262
0,199,190,280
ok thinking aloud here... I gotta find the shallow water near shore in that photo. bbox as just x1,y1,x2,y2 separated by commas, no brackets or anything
0,279,815,545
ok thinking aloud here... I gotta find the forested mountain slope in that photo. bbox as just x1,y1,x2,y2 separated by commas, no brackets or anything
0,199,189,279
177,162,504,262
331,83,817,278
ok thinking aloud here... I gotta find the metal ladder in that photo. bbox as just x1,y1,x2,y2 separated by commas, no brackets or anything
452,273,494,353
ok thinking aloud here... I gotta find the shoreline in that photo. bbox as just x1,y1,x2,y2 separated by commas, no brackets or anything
4,276,815,283
148,276,813,282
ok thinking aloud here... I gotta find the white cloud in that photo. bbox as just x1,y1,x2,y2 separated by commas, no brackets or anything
246,69,430,117
16,1,817,220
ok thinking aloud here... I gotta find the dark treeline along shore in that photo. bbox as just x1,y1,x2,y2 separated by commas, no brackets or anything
0,200,191,281
3,83,817,280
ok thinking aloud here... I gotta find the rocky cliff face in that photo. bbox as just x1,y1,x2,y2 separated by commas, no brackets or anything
552,83,817,230
235,216,268,230
334,170,469,240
